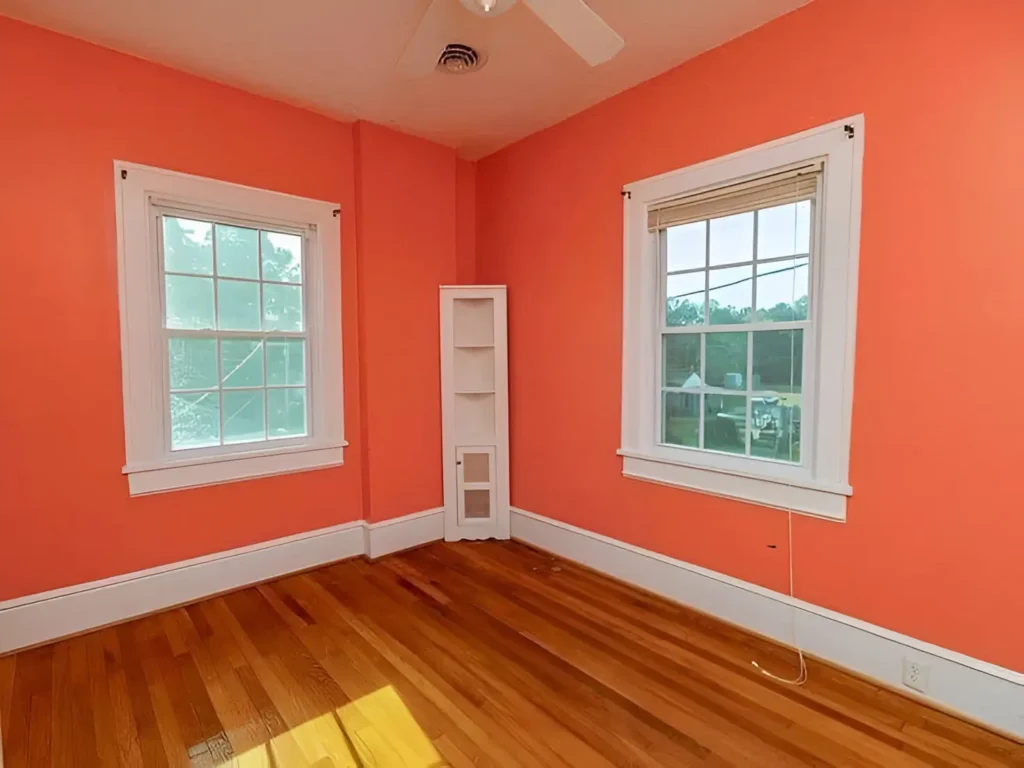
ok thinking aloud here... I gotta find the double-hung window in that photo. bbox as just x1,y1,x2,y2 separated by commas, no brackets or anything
116,163,344,495
620,118,863,520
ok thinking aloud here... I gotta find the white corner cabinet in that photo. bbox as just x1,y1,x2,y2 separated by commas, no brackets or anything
440,286,510,541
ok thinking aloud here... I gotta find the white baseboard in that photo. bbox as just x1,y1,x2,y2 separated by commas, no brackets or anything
366,508,444,559
0,508,445,655
510,507,1024,740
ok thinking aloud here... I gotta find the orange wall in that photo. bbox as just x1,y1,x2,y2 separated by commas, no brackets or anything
0,18,459,598
476,0,1024,672
353,122,458,522
456,158,478,284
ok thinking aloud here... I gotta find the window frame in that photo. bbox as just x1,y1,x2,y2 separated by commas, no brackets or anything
619,117,864,521
115,161,345,495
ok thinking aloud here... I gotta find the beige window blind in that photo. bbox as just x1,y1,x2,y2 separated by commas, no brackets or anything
647,161,823,231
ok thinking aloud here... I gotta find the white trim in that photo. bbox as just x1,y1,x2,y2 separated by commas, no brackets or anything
510,508,1024,739
366,508,445,559
619,452,848,521
126,444,347,495
621,117,863,521
0,509,445,654
114,161,345,495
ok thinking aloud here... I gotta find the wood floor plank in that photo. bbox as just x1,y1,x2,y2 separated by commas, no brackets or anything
84,634,120,768
0,653,16,755
3,540,1021,767
96,628,146,768
114,623,170,768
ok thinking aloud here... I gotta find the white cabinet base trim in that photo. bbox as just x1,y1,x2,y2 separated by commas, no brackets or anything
0,509,444,655
510,507,1024,740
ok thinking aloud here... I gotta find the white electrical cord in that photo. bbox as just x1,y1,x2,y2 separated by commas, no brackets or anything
751,509,808,685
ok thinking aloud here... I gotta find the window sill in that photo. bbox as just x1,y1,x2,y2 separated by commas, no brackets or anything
617,449,849,521
124,442,347,496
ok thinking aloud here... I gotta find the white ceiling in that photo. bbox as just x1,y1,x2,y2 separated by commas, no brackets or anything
0,0,809,159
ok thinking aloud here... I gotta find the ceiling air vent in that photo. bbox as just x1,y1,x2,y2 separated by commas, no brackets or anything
437,43,485,74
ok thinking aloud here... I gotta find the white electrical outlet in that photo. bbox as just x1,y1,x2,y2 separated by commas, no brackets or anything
901,658,930,693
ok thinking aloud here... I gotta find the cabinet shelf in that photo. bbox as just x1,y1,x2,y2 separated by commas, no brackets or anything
455,389,495,395
454,343,494,349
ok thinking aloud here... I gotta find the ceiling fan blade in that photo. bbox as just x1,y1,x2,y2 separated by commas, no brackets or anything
521,0,624,66
397,0,456,76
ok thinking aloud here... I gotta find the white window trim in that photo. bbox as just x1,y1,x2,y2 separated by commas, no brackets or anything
619,116,864,521
114,161,346,495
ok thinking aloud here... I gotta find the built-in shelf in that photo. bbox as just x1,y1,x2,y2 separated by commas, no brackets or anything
453,391,496,444
453,298,495,348
442,288,509,542
454,346,495,394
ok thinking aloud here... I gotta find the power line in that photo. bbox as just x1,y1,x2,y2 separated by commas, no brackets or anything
667,264,802,303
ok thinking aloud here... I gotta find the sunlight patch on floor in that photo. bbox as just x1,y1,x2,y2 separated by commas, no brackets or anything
220,685,444,767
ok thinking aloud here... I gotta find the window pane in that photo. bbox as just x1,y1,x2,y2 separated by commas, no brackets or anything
263,284,303,331
756,258,808,322
705,332,747,390
221,339,264,388
662,391,699,448
261,231,303,283
463,452,490,483
223,390,266,445
166,275,215,330
709,212,753,266
267,339,305,386
704,394,747,455
168,337,217,390
268,388,307,438
708,266,752,324
217,279,261,331
463,489,491,519
666,272,705,327
663,335,701,388
753,330,803,394
216,224,259,279
757,200,810,260
163,217,212,275
170,392,220,449
751,395,801,463
666,221,706,272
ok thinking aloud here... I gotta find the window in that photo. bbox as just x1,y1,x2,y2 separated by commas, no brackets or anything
116,163,344,495
619,118,863,520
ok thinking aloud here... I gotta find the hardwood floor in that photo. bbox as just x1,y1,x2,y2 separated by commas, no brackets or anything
1,541,1021,767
